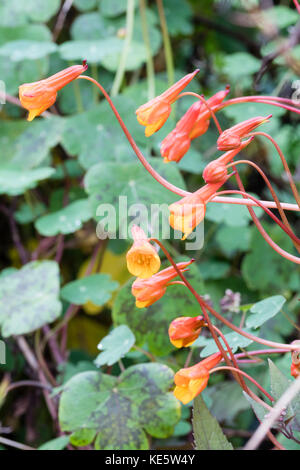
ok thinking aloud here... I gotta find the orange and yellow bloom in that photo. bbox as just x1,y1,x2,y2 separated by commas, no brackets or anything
174,352,222,404
217,115,271,151
160,86,230,163
202,138,253,184
169,180,227,240
131,259,194,308
126,225,160,279
169,315,205,348
19,61,88,121
291,341,300,378
136,70,199,137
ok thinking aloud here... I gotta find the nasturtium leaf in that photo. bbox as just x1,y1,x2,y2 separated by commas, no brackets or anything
0,117,63,170
242,224,300,292
59,38,121,64
205,199,255,226
71,13,109,40
162,0,193,35
73,0,98,12
244,392,268,423
38,436,70,451
0,24,52,45
35,199,92,236
199,330,254,357
205,382,249,426
268,359,294,422
59,364,180,450
0,40,57,61
95,325,135,367
15,202,47,224
70,429,97,447
112,262,204,356
84,157,186,230
222,52,261,78
245,295,286,329
0,167,55,196
0,261,62,337
61,274,119,306
199,260,231,280
215,224,251,257
263,6,299,29
100,0,136,18
193,395,233,450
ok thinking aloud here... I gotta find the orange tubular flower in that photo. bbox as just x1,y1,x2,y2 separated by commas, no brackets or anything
126,225,161,279
217,115,271,151
174,352,222,404
202,138,253,184
188,85,230,140
160,104,200,163
135,69,199,137
169,180,228,240
132,259,194,308
160,86,230,163
19,61,88,121
291,341,300,378
169,315,205,348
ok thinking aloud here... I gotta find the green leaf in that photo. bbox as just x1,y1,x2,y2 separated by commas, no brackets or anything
70,429,97,447
112,262,204,356
246,295,286,329
38,436,70,451
263,6,299,29
268,359,294,422
0,40,56,61
73,0,98,12
0,24,52,45
193,395,233,450
59,364,180,450
215,224,251,256
95,325,135,367
222,52,261,78
205,199,255,226
0,261,62,337
0,0,60,26
84,157,186,230
243,392,268,422
101,0,136,18
0,167,55,196
35,199,92,236
60,274,119,306
199,330,254,357
0,117,63,170
14,202,47,225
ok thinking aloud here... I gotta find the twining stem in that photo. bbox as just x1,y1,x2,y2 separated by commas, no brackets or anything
249,131,300,209
178,91,223,134
293,0,300,14
227,159,300,253
7,381,52,393
209,189,300,246
111,0,135,97
156,0,174,87
210,366,274,402
218,96,300,115
78,75,299,213
139,0,156,100
0,436,35,451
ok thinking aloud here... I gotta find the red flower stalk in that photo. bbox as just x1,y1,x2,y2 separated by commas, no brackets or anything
169,179,230,240
126,225,161,279
132,259,194,308
136,69,199,137
160,86,230,163
169,315,205,348
174,352,222,404
203,138,253,184
217,115,271,151
19,61,88,121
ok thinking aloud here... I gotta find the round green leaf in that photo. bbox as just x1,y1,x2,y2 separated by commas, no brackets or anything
95,325,135,367
60,274,119,306
246,295,286,329
35,199,92,236
0,261,62,337
0,40,57,61
0,167,54,196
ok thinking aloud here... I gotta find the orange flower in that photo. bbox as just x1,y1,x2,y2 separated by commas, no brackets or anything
174,352,222,404
169,180,227,240
132,259,194,308
290,341,300,378
160,102,200,163
19,61,88,121
136,70,199,137
160,86,230,162
188,86,230,140
126,225,160,279
217,115,271,151
169,315,205,348
202,138,253,184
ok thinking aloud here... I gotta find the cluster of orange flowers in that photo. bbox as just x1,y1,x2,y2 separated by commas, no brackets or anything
18,65,299,406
